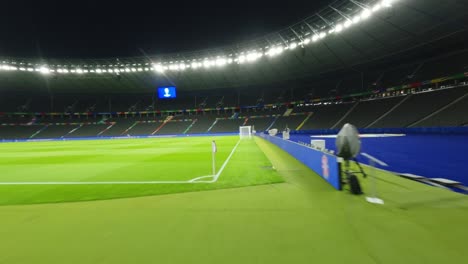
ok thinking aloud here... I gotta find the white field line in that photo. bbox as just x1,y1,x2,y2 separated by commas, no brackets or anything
0,139,242,185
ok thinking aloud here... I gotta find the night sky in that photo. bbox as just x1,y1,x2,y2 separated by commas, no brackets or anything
1,0,331,59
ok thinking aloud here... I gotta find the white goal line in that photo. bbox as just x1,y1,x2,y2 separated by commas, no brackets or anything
0,139,242,185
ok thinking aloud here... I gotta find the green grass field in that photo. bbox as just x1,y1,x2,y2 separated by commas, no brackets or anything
0,135,468,264
0,136,283,205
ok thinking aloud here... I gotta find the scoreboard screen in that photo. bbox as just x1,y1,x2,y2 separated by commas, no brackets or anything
158,87,177,99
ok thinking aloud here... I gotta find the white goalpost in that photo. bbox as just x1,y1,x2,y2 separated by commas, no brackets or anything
239,126,252,139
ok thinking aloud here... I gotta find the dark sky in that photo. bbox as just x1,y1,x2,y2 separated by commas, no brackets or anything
0,0,331,59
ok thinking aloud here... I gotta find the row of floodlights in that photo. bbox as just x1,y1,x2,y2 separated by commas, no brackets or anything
0,0,397,76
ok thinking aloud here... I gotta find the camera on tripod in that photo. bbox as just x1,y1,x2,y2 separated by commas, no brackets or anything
335,123,367,195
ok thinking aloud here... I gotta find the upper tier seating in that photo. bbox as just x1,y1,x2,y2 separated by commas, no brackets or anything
334,97,404,129
370,86,468,128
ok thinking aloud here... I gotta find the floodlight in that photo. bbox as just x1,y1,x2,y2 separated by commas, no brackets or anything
352,15,361,24
319,32,327,39
131,68,137,72
76,69,84,74
191,62,200,69
154,64,164,73
203,60,212,68
178,64,186,70
227,58,233,64
246,52,260,62
216,58,227,66
361,9,372,20
39,67,50,74
344,20,352,28
335,24,343,33
19,67,26,71
276,46,284,54
96,69,103,73
238,55,246,63
329,29,335,34
169,64,179,70
289,42,297,49
372,4,382,12
382,0,395,7
303,38,311,44
268,46,283,57
312,35,319,42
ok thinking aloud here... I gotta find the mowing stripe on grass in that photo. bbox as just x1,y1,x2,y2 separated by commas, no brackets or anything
0,138,242,185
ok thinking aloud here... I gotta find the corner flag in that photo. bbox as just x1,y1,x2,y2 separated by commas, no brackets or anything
212,140,217,175
212,140,217,153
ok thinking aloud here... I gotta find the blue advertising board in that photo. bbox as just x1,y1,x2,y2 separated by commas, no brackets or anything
260,134,341,190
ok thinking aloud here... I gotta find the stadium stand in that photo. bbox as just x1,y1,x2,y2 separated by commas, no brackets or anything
299,103,354,130
210,118,246,133
0,125,42,140
369,86,468,128
185,115,217,134
155,120,193,135
246,116,277,132
64,125,110,138
334,97,404,129
414,92,468,127
35,125,77,139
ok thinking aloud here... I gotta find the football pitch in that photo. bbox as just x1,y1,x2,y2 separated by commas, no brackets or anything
0,135,468,264
0,136,283,205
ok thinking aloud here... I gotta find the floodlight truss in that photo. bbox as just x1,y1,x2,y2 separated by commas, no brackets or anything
0,0,400,76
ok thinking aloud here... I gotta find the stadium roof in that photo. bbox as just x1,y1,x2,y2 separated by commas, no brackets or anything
0,0,467,94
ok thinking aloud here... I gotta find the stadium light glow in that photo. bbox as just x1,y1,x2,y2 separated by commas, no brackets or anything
238,55,246,64
246,52,261,62
39,67,51,74
360,9,372,20
153,64,165,73
352,15,361,24
344,20,352,28
335,24,343,33
267,46,283,57
372,4,382,12
216,58,227,66
4,0,404,76
382,0,395,7
191,62,200,69
203,60,213,68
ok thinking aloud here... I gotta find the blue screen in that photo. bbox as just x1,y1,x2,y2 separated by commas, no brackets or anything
158,87,177,99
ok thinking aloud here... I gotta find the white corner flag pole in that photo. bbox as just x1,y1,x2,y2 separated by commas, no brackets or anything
212,140,217,176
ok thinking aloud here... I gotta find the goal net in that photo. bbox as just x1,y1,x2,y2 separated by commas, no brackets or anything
239,126,252,139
